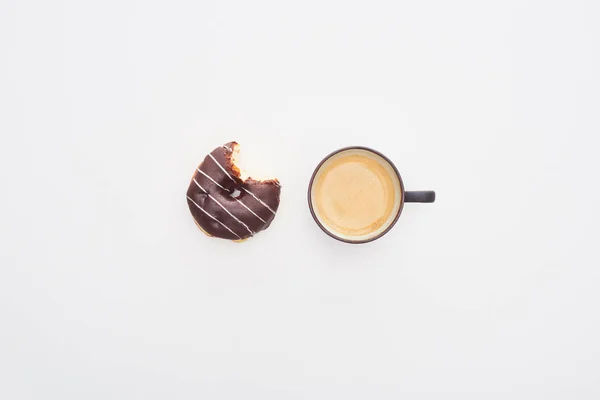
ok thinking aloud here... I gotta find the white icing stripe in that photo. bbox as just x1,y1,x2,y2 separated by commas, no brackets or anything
242,187,276,214
208,153,235,182
197,168,230,192
193,179,254,235
186,196,241,239
234,198,267,224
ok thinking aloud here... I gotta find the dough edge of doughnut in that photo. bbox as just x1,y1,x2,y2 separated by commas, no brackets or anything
193,218,248,243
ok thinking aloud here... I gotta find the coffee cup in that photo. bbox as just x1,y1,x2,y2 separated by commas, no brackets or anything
307,147,435,243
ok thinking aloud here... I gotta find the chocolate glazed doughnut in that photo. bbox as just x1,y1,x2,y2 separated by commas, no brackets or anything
186,142,281,241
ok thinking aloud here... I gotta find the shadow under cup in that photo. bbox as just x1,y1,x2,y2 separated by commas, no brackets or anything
308,147,435,244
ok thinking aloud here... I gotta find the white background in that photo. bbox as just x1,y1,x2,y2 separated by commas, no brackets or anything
1,0,599,399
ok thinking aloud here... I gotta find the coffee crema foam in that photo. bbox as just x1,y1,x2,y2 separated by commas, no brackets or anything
311,149,402,240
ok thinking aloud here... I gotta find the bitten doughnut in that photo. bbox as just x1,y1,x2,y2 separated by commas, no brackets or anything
186,142,281,241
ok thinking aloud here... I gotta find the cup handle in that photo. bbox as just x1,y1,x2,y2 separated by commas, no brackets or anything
405,191,436,203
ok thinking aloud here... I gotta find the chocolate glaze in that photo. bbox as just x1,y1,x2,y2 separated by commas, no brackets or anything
186,142,281,240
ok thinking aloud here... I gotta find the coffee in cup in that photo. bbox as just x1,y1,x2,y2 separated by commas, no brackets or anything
308,147,434,243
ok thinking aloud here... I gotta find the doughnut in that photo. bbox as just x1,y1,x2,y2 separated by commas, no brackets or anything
186,142,281,241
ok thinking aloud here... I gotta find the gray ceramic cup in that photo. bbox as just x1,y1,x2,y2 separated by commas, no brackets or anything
308,146,435,244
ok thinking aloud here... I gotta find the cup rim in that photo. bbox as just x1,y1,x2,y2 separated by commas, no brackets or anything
307,146,406,244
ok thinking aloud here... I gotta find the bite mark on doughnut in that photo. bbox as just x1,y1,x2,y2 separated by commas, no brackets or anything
226,142,281,186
